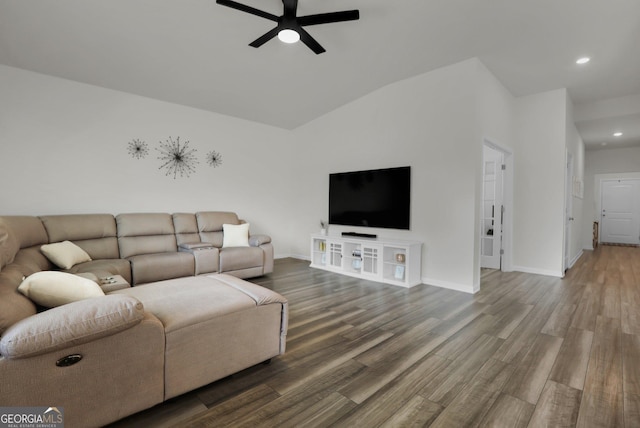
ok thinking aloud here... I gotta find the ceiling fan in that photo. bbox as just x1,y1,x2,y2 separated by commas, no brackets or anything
216,0,360,54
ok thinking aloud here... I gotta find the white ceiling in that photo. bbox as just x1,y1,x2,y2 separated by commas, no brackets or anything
1,0,639,149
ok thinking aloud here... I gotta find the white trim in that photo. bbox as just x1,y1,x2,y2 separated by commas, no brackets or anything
481,138,514,273
583,246,594,251
422,276,478,294
569,250,583,269
276,254,309,260
512,265,564,278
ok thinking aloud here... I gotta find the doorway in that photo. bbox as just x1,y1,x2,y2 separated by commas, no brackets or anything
481,145,504,269
563,153,574,272
600,179,640,245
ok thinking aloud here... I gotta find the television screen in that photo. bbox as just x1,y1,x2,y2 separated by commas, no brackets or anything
329,166,410,230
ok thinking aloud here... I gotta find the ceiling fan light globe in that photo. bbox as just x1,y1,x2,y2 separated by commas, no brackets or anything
278,29,300,44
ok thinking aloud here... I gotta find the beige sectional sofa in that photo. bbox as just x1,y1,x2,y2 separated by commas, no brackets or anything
0,212,287,427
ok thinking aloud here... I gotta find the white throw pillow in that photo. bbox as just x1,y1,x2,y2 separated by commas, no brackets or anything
18,271,105,308
222,223,250,248
41,240,91,269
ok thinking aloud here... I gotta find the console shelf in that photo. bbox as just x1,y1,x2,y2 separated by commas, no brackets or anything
310,234,422,287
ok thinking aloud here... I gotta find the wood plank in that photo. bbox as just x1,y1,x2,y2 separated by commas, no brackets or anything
379,395,443,428
231,360,365,427
277,392,356,428
527,380,582,427
492,290,559,364
502,333,564,404
335,353,449,426
428,358,514,427
268,330,393,395
625,393,640,428
622,333,640,396
420,334,503,406
541,302,577,338
549,327,594,390
477,393,534,428
339,332,447,404
576,315,624,427
571,281,601,332
171,383,280,427
109,392,207,428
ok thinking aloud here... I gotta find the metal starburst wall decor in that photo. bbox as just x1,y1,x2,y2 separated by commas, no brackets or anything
127,139,149,159
156,136,198,179
206,150,223,168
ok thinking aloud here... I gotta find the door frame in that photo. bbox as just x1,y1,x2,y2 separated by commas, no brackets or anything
593,172,640,246
481,138,513,272
599,177,640,245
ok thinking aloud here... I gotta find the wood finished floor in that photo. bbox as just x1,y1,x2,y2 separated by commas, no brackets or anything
109,245,640,427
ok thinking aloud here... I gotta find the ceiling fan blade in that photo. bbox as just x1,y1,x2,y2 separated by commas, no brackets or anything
298,10,359,26
283,0,298,18
249,27,281,48
298,27,325,54
216,0,279,22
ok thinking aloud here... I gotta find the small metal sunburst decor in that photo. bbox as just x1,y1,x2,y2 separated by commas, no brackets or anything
206,150,223,168
127,139,149,159
156,136,198,179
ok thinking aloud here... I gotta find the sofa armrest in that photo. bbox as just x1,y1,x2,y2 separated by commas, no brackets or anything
0,295,145,359
212,273,288,353
249,234,271,247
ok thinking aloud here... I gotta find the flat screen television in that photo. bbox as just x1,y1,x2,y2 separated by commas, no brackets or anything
329,166,411,230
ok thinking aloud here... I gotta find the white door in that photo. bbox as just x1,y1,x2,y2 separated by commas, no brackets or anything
481,146,504,269
601,179,640,245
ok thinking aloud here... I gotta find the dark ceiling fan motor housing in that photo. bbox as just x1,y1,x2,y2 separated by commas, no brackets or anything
216,0,360,54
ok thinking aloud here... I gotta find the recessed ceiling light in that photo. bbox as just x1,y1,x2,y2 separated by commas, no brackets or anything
278,29,300,44
576,57,591,65
613,132,623,137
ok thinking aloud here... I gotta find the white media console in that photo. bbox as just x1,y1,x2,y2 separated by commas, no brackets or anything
310,234,422,287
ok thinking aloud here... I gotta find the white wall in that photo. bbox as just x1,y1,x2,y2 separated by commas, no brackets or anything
512,89,568,277
1,61,576,292
0,65,296,257
290,59,480,293
582,146,640,249
476,61,516,275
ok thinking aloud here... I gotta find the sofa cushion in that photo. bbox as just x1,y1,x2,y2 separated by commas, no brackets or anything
40,240,92,269
67,258,132,284
173,213,201,246
0,217,20,271
219,246,264,272
222,223,250,248
117,213,177,259
18,271,105,308
40,214,120,260
196,212,239,247
128,252,195,285
0,216,49,250
112,275,257,333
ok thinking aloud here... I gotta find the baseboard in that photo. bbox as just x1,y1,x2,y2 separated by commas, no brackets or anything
511,265,563,278
583,246,594,252
275,254,309,261
569,250,583,269
421,276,478,294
